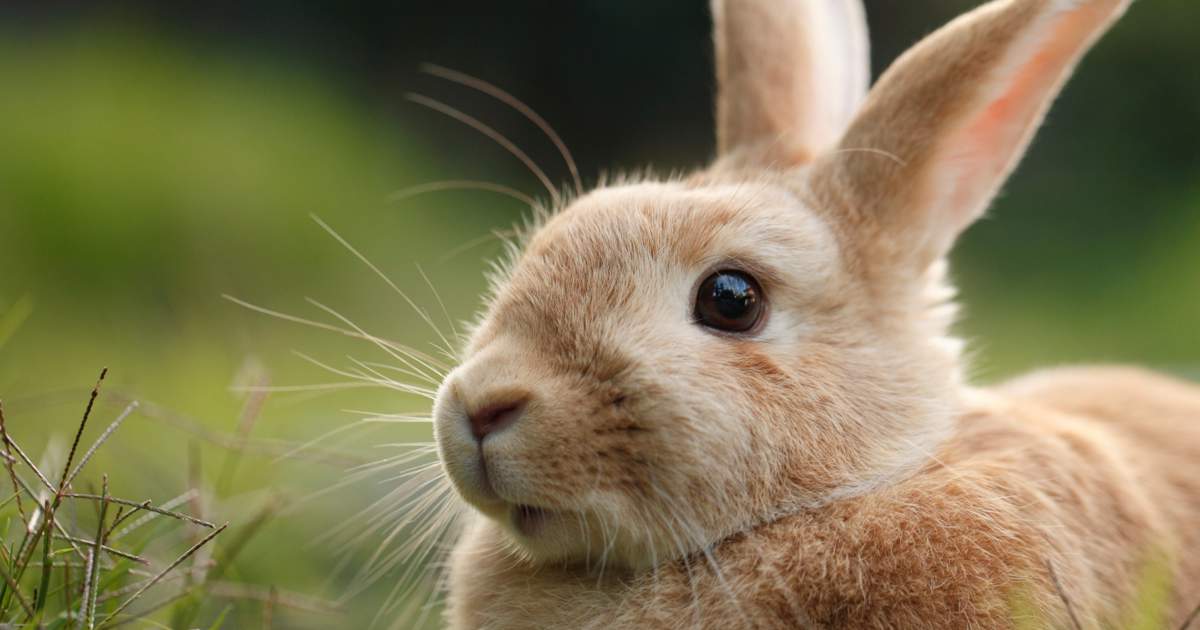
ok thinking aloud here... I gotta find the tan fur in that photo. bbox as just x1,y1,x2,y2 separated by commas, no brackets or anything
428,0,1200,627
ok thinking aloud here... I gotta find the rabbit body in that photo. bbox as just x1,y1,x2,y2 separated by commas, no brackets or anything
429,1,1200,628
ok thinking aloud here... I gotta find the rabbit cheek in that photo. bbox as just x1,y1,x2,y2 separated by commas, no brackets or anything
728,343,790,387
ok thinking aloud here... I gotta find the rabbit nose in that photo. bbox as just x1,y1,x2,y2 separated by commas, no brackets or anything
468,394,529,441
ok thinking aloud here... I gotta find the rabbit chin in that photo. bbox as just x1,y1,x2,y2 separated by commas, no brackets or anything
476,500,685,571
440,452,675,570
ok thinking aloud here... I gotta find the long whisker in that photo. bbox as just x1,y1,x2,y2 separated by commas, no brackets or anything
344,478,454,592
350,412,433,424
665,516,702,628
409,541,454,630
436,228,519,265
359,483,450,580
421,63,584,197
345,356,440,395
648,479,703,628
269,419,370,464
309,214,457,361
282,448,439,519
305,297,448,382
388,180,535,207
346,356,438,400
415,264,461,349
371,492,461,625
233,381,380,393
222,294,449,376
353,359,441,388
293,352,437,400
656,485,748,623
406,93,562,207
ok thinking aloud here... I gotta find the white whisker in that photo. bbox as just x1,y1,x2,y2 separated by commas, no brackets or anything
352,359,442,388
271,422,424,466
305,298,448,382
406,93,563,207
344,409,432,422
437,227,520,265
223,294,448,376
421,63,584,197
309,215,458,361
233,381,379,393
416,263,462,348
360,416,435,424
388,179,535,207
294,351,438,399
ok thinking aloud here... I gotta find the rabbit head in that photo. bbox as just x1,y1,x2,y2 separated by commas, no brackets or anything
433,0,1130,570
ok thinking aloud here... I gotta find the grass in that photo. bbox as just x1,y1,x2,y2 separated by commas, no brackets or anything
1015,553,1200,630
0,369,351,629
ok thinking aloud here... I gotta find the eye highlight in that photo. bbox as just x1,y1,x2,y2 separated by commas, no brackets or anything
694,270,765,333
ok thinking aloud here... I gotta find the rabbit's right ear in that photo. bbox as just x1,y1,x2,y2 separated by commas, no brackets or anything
712,0,870,163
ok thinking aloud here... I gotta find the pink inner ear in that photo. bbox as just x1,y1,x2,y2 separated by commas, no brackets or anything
947,4,1114,221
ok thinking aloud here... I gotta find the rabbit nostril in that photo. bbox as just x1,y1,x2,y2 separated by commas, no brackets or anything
468,396,528,441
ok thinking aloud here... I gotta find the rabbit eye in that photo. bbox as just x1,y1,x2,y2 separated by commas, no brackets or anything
694,270,764,333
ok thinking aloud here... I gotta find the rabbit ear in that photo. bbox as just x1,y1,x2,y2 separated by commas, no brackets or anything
812,0,1131,272
713,0,869,162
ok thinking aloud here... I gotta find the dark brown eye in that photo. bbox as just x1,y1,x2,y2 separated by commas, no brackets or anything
694,270,764,333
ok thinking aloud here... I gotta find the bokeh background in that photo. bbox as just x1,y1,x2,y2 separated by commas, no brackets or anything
0,1,1197,627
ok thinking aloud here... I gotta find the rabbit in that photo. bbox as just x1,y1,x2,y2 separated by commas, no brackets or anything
428,0,1200,628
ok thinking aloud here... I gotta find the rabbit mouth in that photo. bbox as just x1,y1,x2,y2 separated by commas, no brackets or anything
475,455,560,538
511,504,553,537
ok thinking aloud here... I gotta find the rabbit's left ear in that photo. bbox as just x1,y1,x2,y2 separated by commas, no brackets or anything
712,0,870,163
812,0,1132,273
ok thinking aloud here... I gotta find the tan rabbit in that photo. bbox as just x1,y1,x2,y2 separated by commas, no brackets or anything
429,0,1200,627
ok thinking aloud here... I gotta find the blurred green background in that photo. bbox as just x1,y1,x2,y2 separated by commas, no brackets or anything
0,1,1197,627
